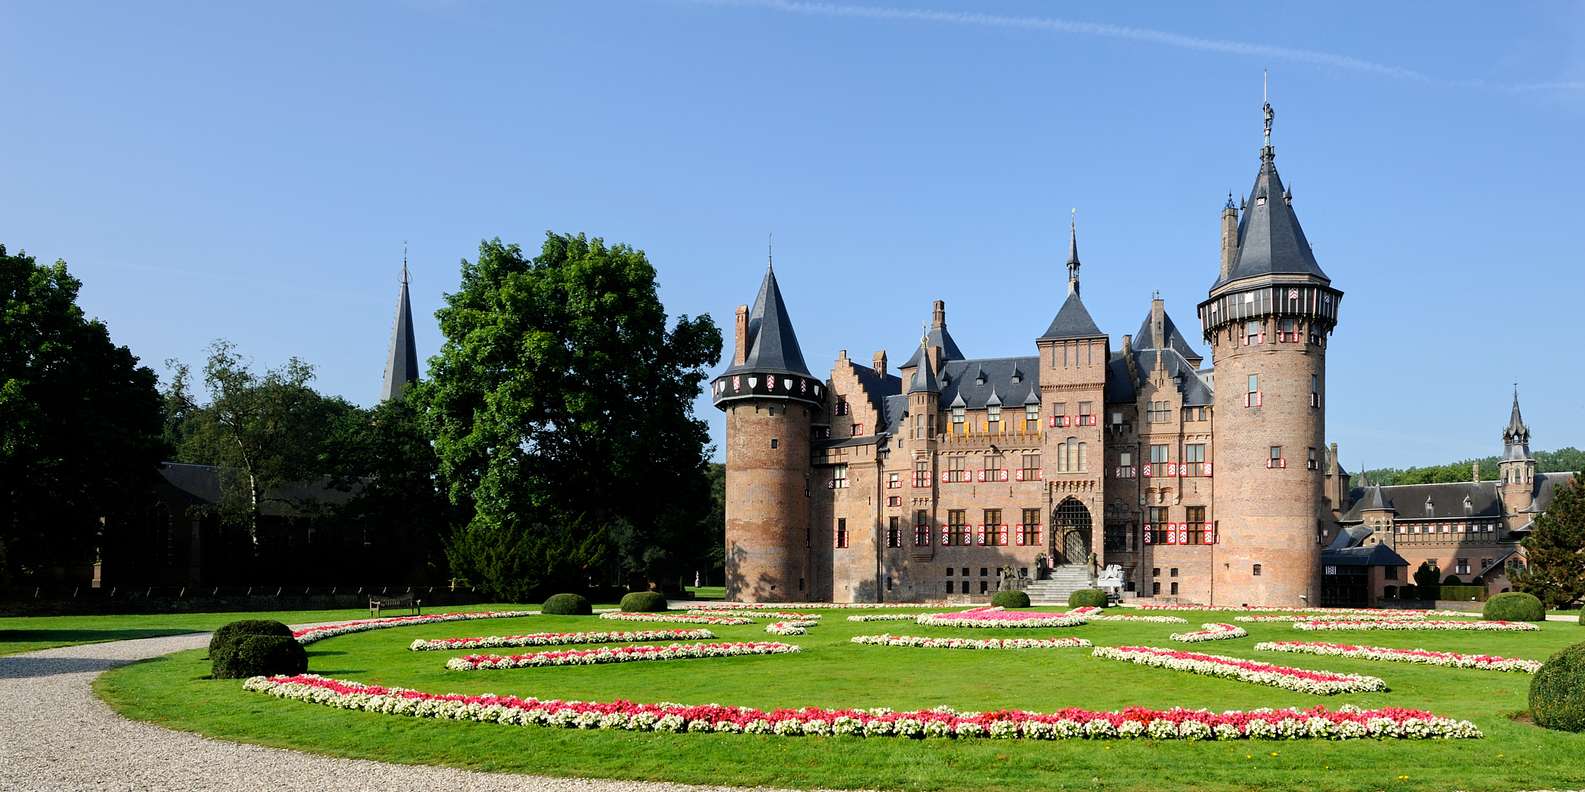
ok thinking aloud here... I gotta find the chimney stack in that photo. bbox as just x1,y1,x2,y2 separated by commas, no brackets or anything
1473,461,1481,483
931,299,946,329
1151,295,1165,348
733,305,748,366
872,350,887,375
1219,196,1239,281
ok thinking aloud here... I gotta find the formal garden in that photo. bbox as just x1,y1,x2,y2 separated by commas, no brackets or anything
81,591,1585,792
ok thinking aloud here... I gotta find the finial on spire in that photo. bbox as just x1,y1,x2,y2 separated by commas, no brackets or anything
1225,191,1236,211
1066,208,1081,297
402,241,409,285
767,232,773,271
1261,70,1275,163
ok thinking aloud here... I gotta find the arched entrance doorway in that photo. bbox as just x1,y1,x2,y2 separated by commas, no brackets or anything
1053,497,1092,566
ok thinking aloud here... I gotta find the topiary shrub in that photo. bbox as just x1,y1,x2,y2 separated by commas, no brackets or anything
207,619,293,658
1443,574,1463,586
212,634,308,679
620,591,669,612
1530,642,1585,732
542,593,593,615
1068,588,1107,608
1484,591,1545,621
1399,584,1420,600
991,590,1031,608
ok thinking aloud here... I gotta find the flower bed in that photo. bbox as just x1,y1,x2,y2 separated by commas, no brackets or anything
916,607,1089,629
845,614,921,622
597,612,755,626
446,641,799,670
700,602,943,610
687,610,822,621
1233,613,1429,623
244,674,1481,739
292,611,541,645
766,621,816,636
1292,619,1540,632
1135,604,1472,618
1066,607,1188,624
1169,623,1249,643
1254,641,1543,673
1091,646,1387,694
851,634,1092,650
408,629,713,652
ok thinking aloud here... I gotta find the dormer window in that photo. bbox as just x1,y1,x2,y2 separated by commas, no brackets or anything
1463,496,1473,516
1424,498,1434,518
976,374,986,385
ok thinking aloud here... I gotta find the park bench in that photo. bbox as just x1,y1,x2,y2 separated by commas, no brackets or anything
369,593,421,618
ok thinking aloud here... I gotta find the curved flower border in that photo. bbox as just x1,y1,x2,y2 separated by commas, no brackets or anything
446,641,799,671
916,607,1089,629
688,610,822,621
598,612,755,626
846,614,921,622
1135,604,1474,618
294,611,541,645
1292,619,1539,632
1066,607,1188,624
766,621,816,636
244,675,1480,739
1170,623,1249,643
700,602,943,610
409,629,713,652
1234,614,1429,623
1092,646,1387,695
851,634,1092,650
1255,641,1543,673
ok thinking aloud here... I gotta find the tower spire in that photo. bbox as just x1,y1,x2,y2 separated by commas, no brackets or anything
1066,208,1081,297
381,245,419,402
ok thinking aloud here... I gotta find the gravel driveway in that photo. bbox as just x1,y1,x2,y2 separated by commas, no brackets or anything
0,631,800,792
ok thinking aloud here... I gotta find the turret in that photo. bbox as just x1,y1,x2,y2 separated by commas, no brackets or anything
712,260,824,602
1198,97,1342,606
1499,385,1536,514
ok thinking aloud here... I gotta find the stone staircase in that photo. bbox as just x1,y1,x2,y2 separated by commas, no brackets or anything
1022,565,1095,606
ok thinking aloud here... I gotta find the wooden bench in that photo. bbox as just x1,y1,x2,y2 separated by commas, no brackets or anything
369,593,421,618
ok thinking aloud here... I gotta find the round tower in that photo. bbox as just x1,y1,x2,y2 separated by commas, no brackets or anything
1199,99,1343,607
712,262,824,602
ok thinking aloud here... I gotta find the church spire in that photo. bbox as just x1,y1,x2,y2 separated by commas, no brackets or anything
1504,384,1530,450
1066,208,1081,297
381,246,419,402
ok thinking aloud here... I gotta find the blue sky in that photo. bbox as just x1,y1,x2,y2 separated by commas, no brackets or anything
3,1,1582,469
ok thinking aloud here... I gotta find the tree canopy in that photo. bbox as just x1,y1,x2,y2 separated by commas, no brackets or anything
417,233,721,600
0,245,164,583
1517,478,1585,608
1354,448,1585,487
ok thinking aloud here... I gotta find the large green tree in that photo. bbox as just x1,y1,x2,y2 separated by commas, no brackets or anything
1517,478,1585,608
0,245,163,583
418,233,721,600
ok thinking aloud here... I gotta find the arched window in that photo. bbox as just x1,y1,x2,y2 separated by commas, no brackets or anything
1077,442,1087,471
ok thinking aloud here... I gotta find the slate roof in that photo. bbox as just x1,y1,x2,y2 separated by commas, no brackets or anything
1529,472,1578,514
1339,481,1503,523
908,352,940,394
937,357,1040,410
728,266,812,378
1039,293,1105,340
1105,353,1137,404
852,365,903,421
901,324,966,369
881,393,908,436
1322,542,1410,568
381,265,419,402
158,462,354,517
1133,310,1202,364
1130,348,1214,407
1356,484,1394,513
1213,135,1330,288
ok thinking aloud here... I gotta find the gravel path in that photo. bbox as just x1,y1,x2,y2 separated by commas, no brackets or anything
0,631,801,792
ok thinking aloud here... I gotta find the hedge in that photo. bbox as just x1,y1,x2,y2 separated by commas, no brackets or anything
207,619,293,658
1068,588,1108,608
542,593,593,615
991,590,1031,608
620,591,669,612
1530,642,1585,732
1440,585,1486,602
1484,591,1545,621
212,634,308,679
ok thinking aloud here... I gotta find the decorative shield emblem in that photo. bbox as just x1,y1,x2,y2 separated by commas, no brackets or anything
783,378,792,390
748,377,758,389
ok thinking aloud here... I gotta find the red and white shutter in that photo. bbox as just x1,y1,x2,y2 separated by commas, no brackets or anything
1143,524,1152,545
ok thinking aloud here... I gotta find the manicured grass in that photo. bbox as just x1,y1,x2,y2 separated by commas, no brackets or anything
92,608,1585,791
685,585,726,601
0,604,521,656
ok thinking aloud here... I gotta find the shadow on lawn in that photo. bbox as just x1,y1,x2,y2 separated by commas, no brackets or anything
0,653,137,680
1,628,202,649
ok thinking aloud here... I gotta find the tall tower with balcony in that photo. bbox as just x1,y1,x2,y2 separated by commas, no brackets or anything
1499,386,1536,519
1036,218,1110,566
1198,100,1342,606
712,261,825,602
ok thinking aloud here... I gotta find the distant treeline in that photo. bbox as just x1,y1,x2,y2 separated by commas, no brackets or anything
1352,447,1585,488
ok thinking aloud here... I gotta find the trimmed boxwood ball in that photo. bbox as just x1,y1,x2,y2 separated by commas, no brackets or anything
211,634,308,679
620,591,669,612
1068,588,1107,608
542,593,593,615
1483,591,1545,621
207,619,293,658
1530,642,1585,732
991,590,1031,608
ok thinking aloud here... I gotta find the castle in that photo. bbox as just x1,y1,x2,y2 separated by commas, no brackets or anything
710,103,1569,606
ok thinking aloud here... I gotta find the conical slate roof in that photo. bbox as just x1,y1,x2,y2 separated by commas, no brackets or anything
908,344,939,394
901,324,965,369
1359,484,1395,513
381,264,419,402
1039,292,1105,340
1505,386,1529,440
1215,107,1330,288
1133,309,1201,362
732,265,812,378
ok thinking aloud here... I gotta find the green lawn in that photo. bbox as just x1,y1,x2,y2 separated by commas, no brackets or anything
89,608,1585,791
0,604,522,656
